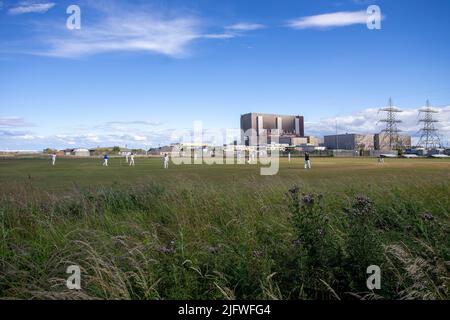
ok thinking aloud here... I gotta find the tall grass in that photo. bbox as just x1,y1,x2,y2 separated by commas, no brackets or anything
0,177,449,300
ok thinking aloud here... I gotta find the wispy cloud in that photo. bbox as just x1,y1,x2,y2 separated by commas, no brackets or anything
43,13,202,58
287,10,373,29
34,11,259,58
3,2,265,58
105,120,163,127
225,22,266,31
0,116,33,127
0,129,33,137
201,22,266,41
202,33,236,39
8,1,55,15
38,13,264,58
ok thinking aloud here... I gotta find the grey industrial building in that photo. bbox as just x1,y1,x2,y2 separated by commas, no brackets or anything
374,133,412,150
324,134,375,151
324,133,412,151
240,113,305,146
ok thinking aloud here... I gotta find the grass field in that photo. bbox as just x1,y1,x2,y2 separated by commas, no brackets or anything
0,157,449,299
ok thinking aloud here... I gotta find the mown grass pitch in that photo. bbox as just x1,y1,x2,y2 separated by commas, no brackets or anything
1,156,449,192
0,157,449,299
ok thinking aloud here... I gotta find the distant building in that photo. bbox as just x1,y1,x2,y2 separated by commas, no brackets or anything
61,148,90,156
73,148,90,157
148,145,173,156
307,136,321,147
374,133,412,151
119,148,132,156
279,135,308,146
240,113,305,146
0,150,40,154
278,135,320,147
63,148,74,156
324,133,375,151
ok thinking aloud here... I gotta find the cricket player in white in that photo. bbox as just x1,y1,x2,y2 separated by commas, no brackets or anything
288,152,291,163
51,154,56,166
125,152,129,164
163,153,169,169
129,153,135,166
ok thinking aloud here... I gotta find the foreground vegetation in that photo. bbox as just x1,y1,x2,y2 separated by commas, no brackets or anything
0,157,449,299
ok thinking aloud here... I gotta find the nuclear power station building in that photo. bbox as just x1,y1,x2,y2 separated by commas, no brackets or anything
240,113,306,146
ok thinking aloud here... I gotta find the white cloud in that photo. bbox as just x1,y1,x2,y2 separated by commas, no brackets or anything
0,116,32,127
4,2,262,58
0,129,31,137
43,13,202,58
287,11,372,29
105,120,162,127
47,16,270,57
226,22,266,31
203,22,266,40
37,11,258,58
202,33,236,39
8,1,55,15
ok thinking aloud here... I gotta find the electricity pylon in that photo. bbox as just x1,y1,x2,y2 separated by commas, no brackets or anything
379,98,403,150
417,100,441,149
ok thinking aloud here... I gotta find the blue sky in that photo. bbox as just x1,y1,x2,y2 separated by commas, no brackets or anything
1,0,450,150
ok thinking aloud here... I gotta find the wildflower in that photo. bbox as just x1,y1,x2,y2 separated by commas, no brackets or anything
206,245,220,254
156,240,176,254
301,193,316,206
292,239,303,247
156,245,175,254
252,249,263,258
351,195,374,217
287,185,300,200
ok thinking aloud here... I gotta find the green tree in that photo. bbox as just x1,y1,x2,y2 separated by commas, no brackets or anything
43,148,57,154
112,146,121,153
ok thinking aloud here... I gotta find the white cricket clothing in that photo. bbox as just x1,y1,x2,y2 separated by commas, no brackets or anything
304,160,311,169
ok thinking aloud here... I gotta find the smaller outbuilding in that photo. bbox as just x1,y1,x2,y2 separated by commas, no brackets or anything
73,148,90,157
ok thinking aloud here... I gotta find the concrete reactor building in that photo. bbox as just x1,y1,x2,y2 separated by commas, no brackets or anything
374,133,412,151
240,113,305,146
324,134,375,151
324,133,412,151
